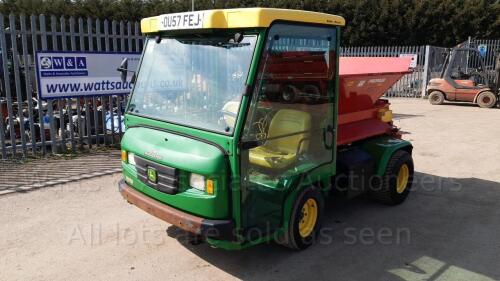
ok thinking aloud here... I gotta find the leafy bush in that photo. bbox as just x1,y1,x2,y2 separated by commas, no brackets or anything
0,0,498,46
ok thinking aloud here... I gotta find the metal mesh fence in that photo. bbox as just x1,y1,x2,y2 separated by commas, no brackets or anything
0,12,497,160
464,39,500,87
0,14,143,159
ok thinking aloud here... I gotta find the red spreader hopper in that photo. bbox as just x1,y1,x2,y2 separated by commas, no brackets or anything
337,57,412,145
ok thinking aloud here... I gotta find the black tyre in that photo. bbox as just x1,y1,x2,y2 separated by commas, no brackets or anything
476,91,497,108
282,85,296,103
428,91,445,105
370,150,414,205
277,186,324,250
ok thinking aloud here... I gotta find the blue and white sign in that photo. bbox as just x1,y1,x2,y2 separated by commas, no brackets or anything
399,53,418,68
478,44,487,58
36,51,141,99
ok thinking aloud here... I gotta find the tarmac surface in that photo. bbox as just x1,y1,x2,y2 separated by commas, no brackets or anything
1,98,499,281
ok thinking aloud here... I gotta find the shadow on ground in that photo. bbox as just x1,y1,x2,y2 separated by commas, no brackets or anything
393,113,424,120
167,172,500,281
440,102,499,109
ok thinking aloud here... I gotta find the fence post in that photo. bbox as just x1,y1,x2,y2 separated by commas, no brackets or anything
31,14,48,155
0,14,18,156
20,14,37,156
0,14,6,158
421,45,430,99
39,14,59,154
9,14,28,157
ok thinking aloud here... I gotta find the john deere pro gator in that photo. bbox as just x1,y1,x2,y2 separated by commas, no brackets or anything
118,8,414,250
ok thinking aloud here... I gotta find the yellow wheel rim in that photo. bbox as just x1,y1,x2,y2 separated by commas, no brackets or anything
298,198,318,238
396,164,410,194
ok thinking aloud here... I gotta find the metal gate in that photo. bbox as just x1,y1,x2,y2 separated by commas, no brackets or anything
0,14,143,159
1,13,497,160
464,38,500,86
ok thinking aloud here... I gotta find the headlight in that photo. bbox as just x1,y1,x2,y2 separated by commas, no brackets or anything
128,152,136,166
121,150,128,163
190,173,205,191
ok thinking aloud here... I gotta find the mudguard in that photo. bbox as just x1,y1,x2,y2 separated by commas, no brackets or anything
360,136,413,176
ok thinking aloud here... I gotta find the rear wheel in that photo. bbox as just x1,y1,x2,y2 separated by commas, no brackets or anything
476,91,497,108
282,85,296,103
370,150,414,205
428,91,445,105
277,186,324,250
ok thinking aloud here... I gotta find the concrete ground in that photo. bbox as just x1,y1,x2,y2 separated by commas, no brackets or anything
1,99,499,281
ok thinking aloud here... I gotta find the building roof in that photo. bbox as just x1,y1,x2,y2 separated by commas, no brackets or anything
141,8,345,34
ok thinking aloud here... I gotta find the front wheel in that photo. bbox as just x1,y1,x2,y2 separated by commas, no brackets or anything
476,91,497,108
370,150,414,205
428,91,445,105
277,186,324,250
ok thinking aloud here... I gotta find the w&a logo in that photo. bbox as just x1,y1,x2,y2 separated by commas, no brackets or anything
40,56,87,70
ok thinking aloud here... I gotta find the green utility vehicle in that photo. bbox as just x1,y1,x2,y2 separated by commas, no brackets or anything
118,8,414,250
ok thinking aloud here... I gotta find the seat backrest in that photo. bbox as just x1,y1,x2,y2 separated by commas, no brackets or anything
266,109,311,154
222,101,240,128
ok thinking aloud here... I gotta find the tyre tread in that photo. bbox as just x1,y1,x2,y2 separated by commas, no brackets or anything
370,150,412,205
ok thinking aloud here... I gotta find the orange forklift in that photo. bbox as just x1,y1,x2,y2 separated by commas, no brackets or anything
427,48,500,108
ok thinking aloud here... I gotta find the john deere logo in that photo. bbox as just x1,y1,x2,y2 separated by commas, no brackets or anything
147,167,157,183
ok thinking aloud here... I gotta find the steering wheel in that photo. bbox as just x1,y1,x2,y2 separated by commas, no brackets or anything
468,68,484,83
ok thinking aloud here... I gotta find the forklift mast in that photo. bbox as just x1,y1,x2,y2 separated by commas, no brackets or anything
439,48,451,79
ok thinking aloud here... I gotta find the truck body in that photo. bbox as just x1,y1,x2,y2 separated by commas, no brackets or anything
426,47,499,108
119,8,414,250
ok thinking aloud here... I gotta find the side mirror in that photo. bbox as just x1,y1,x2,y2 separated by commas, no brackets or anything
117,58,128,83
234,32,244,43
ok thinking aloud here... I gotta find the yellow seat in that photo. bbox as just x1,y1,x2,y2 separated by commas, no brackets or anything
249,109,311,169
221,101,240,129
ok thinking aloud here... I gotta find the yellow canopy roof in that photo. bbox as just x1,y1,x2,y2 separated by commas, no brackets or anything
141,8,345,34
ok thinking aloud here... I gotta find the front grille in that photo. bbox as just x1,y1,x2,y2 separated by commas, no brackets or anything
134,155,179,195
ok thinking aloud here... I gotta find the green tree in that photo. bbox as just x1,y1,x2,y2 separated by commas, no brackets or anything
0,0,498,46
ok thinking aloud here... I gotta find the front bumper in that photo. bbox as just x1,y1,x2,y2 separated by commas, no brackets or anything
118,179,235,241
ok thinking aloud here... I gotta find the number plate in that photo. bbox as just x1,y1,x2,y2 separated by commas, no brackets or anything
158,11,205,31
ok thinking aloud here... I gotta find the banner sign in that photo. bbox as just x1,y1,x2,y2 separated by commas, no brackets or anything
36,51,141,99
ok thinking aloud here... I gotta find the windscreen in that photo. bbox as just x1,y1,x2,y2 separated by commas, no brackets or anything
128,34,257,134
